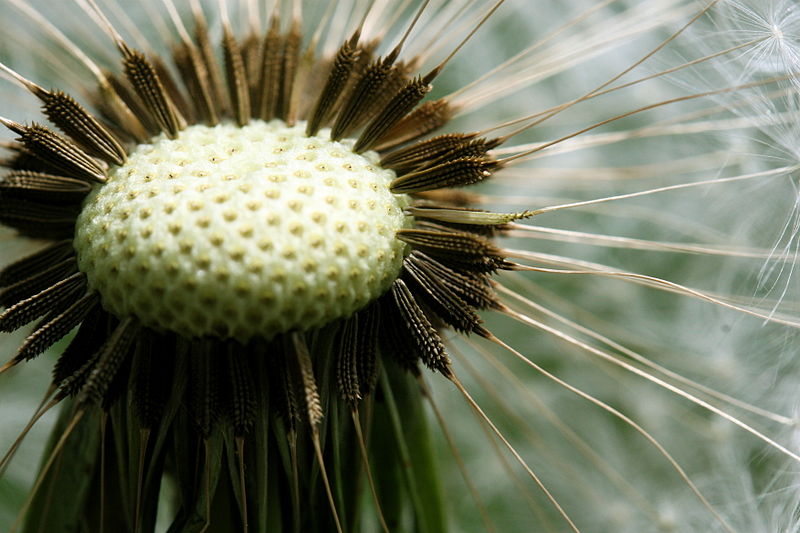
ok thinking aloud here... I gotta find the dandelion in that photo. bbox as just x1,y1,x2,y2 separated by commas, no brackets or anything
0,1,799,532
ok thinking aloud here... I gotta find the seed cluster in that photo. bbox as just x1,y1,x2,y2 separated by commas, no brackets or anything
0,2,522,530
74,121,410,340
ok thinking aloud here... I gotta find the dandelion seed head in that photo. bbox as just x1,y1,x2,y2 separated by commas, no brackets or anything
670,1,800,314
716,0,800,76
1,0,800,531
74,120,410,340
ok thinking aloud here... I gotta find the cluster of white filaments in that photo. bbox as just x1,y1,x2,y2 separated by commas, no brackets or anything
74,120,411,340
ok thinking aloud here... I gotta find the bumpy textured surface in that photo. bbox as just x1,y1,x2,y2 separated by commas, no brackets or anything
74,120,410,340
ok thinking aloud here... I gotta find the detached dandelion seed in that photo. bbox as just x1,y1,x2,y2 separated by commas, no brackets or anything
1,1,799,532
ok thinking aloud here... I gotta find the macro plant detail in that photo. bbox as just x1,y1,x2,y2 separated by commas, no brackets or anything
0,1,523,531
0,0,799,532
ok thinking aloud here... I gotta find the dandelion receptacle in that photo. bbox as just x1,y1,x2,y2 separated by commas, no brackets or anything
1,1,799,532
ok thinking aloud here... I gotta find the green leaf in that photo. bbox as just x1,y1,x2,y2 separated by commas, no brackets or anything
22,404,101,533
379,364,447,533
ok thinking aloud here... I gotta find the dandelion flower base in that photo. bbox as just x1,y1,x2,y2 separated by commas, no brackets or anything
74,120,410,340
